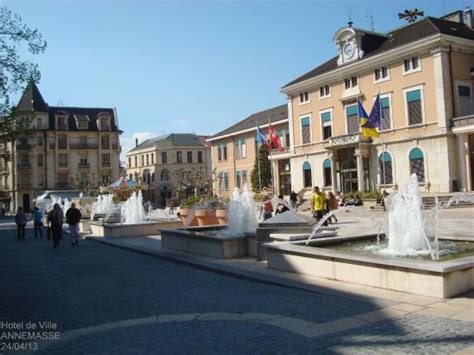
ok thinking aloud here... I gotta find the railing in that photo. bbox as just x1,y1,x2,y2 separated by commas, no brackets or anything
57,143,67,150
0,190,11,198
17,181,31,188
17,163,30,169
58,163,68,168
102,162,111,167
70,143,99,149
49,143,56,149
452,114,474,128
78,162,90,168
101,143,110,149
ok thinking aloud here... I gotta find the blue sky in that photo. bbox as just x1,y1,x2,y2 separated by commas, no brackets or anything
4,0,472,160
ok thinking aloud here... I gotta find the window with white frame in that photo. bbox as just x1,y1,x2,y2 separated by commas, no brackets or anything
406,88,423,125
319,85,330,98
320,111,332,140
217,143,228,161
457,84,473,117
300,116,311,144
235,171,241,188
344,76,358,90
403,56,421,74
102,153,111,167
299,91,310,104
58,153,68,167
374,66,389,82
233,139,247,159
345,105,359,134
380,96,391,130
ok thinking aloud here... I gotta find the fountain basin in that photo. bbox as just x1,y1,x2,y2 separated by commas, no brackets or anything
161,226,248,259
266,235,474,298
89,220,182,238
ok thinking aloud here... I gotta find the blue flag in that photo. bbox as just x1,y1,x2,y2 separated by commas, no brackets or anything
359,96,381,138
256,124,271,153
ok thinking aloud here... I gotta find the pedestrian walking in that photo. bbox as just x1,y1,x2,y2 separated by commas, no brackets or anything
50,203,64,248
15,207,27,240
290,190,298,211
33,206,43,238
66,202,82,246
311,186,327,226
326,191,338,224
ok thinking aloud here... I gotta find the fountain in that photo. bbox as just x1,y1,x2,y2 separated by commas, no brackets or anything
161,184,258,259
266,175,474,298
88,190,182,238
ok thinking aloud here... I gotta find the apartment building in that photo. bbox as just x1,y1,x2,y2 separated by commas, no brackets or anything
207,105,290,196
280,10,474,194
125,133,211,205
0,82,121,212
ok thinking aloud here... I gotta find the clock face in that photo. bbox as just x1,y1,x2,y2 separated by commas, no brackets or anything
343,43,353,58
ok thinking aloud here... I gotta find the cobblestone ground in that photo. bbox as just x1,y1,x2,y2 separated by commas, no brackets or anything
0,218,472,354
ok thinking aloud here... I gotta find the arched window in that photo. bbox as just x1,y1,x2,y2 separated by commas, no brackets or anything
303,161,312,188
379,152,393,184
409,148,425,182
323,159,332,187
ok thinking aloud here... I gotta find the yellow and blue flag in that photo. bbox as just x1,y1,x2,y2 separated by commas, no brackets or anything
359,95,382,138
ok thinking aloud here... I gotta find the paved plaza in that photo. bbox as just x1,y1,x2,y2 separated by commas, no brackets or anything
0,214,473,354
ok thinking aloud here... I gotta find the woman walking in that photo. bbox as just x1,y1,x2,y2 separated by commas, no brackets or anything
49,203,64,248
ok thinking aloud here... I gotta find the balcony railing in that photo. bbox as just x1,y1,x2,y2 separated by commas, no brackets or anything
17,181,31,188
102,162,111,167
49,143,56,149
17,163,31,169
57,143,67,150
0,190,11,198
78,162,90,168
270,147,291,156
452,114,474,128
70,143,99,149
101,143,110,149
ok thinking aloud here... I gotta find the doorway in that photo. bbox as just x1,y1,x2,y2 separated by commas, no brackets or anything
341,159,358,193
22,193,30,212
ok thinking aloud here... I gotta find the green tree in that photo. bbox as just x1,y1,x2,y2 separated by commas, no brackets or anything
0,6,47,139
251,145,272,193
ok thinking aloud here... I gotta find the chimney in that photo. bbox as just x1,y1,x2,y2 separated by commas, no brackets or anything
135,138,138,147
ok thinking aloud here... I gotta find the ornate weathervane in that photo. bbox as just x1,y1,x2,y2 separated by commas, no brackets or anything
398,9,424,23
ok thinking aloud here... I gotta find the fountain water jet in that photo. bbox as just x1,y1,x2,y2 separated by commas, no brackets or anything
120,190,147,225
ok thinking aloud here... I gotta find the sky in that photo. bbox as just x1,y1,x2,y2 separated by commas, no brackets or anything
3,0,473,161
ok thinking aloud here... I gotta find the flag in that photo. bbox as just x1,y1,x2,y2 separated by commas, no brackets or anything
256,124,272,153
358,98,380,138
269,123,284,152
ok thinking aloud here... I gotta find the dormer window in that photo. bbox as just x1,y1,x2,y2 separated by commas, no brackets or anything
344,76,358,90
403,56,421,75
299,91,310,104
319,85,330,99
78,120,88,129
97,114,111,131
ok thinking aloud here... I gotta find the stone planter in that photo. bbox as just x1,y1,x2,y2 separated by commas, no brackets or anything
215,209,228,225
195,209,219,226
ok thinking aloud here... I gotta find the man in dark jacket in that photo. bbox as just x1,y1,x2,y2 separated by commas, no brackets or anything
15,207,27,240
66,203,82,246
49,203,64,248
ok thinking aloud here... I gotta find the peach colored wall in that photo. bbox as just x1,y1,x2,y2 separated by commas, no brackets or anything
210,121,289,195
290,52,440,157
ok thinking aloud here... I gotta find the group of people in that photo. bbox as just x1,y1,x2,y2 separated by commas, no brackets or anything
15,202,82,248
311,186,340,225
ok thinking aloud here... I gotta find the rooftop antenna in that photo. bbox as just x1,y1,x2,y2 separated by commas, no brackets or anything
366,14,375,31
398,8,424,23
347,13,353,27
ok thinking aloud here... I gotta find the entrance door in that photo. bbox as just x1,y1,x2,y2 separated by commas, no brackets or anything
22,193,30,212
341,159,358,193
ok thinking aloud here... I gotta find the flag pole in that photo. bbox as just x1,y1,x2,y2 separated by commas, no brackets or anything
268,118,275,197
256,123,262,191
378,88,387,189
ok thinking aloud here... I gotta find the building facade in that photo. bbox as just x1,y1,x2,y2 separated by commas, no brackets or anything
0,82,122,212
125,134,211,205
280,10,474,195
207,105,290,196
